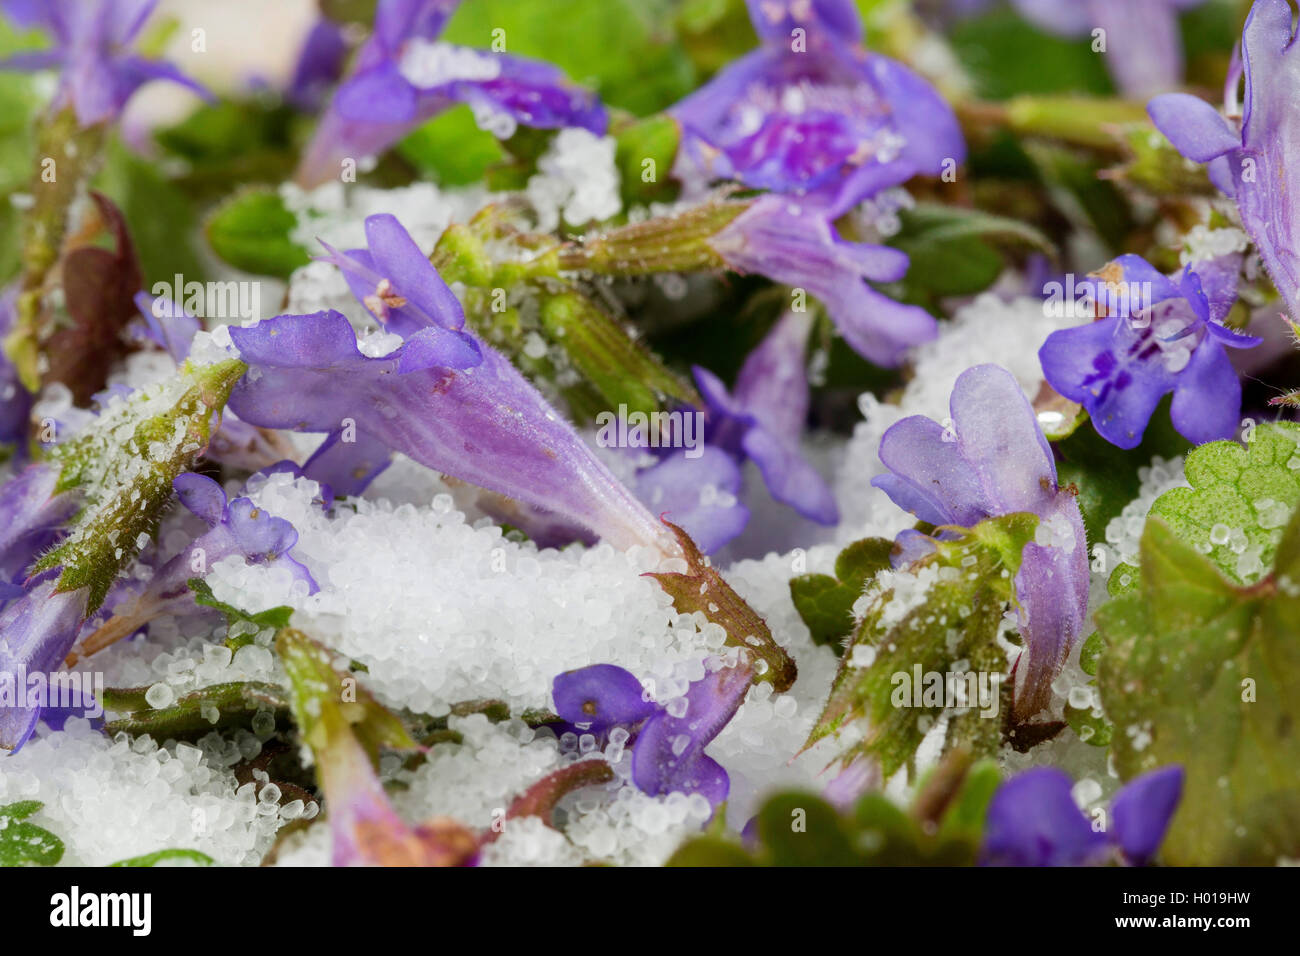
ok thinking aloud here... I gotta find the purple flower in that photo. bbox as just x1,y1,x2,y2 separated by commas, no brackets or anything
0,0,209,127
296,0,605,187
981,765,1184,866
672,0,964,217
709,195,937,366
0,464,77,601
633,447,750,555
322,726,477,866
692,308,838,524
286,18,349,112
1149,0,1300,324
1039,254,1259,449
228,309,674,555
129,292,200,364
0,574,88,750
551,660,752,807
316,212,477,340
871,364,1089,720
228,215,674,555
1012,0,1205,99
170,473,316,591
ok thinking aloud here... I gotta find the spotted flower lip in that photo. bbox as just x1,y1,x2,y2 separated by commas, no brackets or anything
1038,254,1260,450
315,213,473,338
871,364,1089,720
981,765,1185,866
1148,1,1300,323
709,195,937,367
552,660,752,807
692,308,838,524
296,0,606,187
671,0,964,217
0,0,211,127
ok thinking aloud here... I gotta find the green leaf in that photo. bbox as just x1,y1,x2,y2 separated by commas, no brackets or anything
0,800,64,867
949,9,1112,99
1064,700,1112,748
1144,422,1300,587
397,105,505,186
664,835,755,866
807,514,1038,777
668,757,997,866
789,537,893,653
188,578,293,648
442,0,696,116
613,113,681,207
151,100,299,195
1095,517,1300,865
205,188,309,278
95,139,207,284
888,203,1054,301
103,681,289,741
38,359,247,613
674,0,757,77
109,848,215,867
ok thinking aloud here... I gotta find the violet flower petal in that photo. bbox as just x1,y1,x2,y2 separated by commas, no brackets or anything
302,429,395,499
630,662,751,806
0,577,89,751
1110,765,1184,865
634,447,750,554
1147,92,1240,162
980,767,1108,866
173,472,227,528
710,196,936,367
552,663,659,731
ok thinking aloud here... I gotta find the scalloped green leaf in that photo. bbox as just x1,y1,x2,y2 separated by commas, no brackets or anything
1142,422,1300,587
1095,516,1300,865
789,537,893,653
1104,423,1300,599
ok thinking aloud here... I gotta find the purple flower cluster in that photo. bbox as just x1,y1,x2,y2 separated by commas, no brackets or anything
982,765,1184,866
675,0,965,368
0,0,208,126
296,0,605,186
1039,254,1259,449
